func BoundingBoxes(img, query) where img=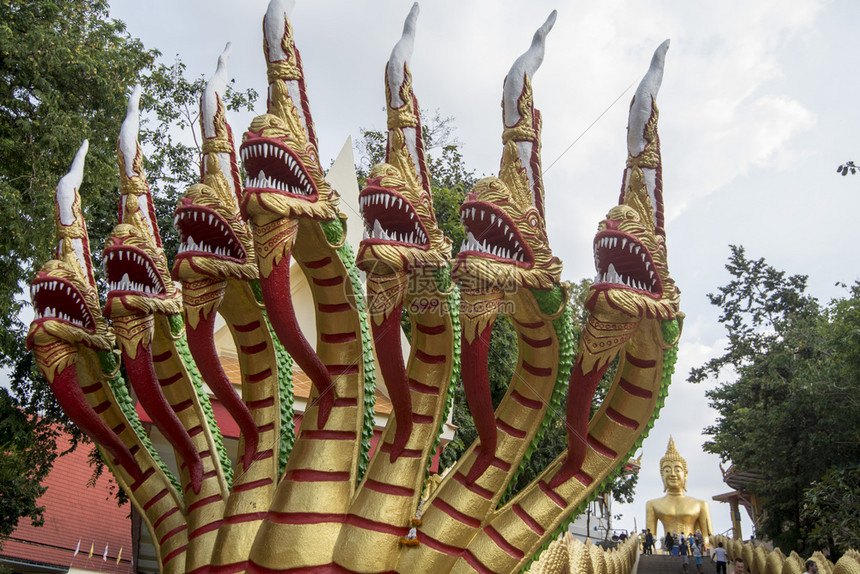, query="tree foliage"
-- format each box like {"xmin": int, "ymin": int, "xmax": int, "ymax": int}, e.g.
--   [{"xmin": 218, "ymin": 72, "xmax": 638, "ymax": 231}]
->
[
  {"xmin": 836, "ymin": 161, "xmax": 857, "ymax": 176},
  {"xmin": 0, "ymin": 0, "xmax": 256, "ymax": 536},
  {"xmin": 801, "ymin": 463, "xmax": 860, "ymax": 555},
  {"xmin": 1, "ymin": 0, "xmax": 155, "ymax": 411},
  {"xmin": 690, "ymin": 245, "xmax": 860, "ymax": 557},
  {"xmin": 0, "ymin": 388, "xmax": 57, "ymax": 545},
  {"xmin": 1, "ymin": 0, "xmax": 257, "ymax": 414}
]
